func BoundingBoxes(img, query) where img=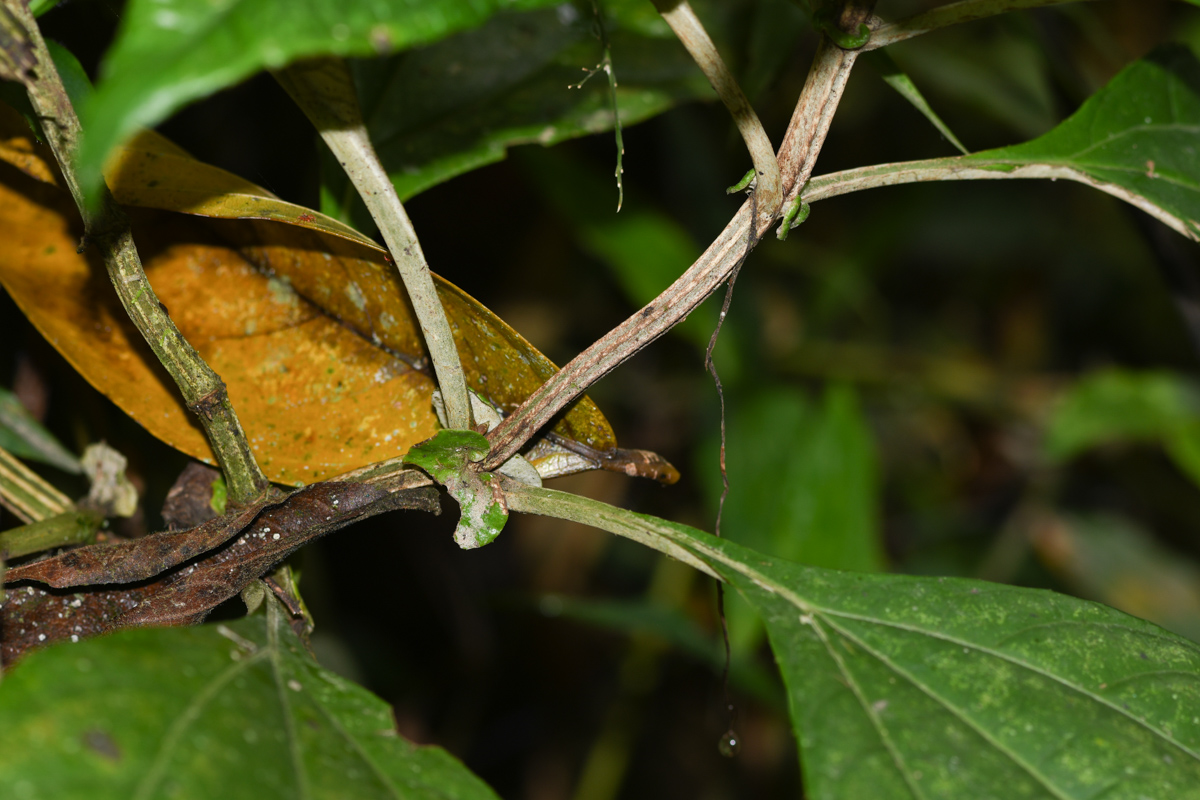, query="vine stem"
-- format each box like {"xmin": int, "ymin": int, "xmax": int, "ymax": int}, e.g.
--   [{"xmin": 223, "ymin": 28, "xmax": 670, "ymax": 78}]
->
[
  {"xmin": 274, "ymin": 58, "xmax": 473, "ymax": 432},
  {"xmin": 483, "ymin": 25, "xmax": 864, "ymax": 471},
  {"xmin": 652, "ymin": 0, "xmax": 781, "ymax": 227},
  {"xmin": 1, "ymin": 0, "xmax": 270, "ymax": 506}
]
